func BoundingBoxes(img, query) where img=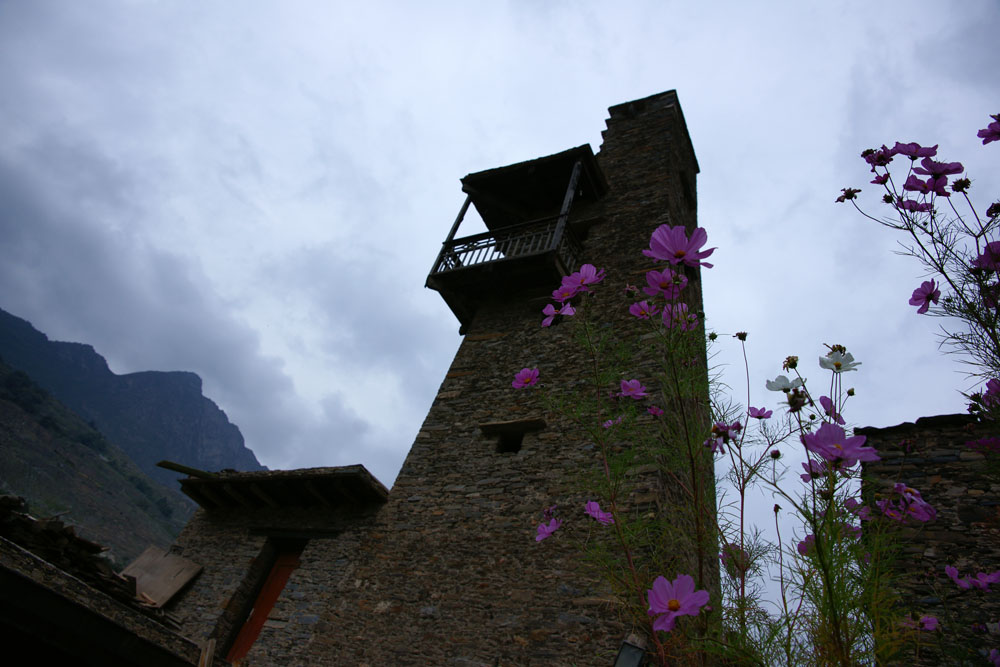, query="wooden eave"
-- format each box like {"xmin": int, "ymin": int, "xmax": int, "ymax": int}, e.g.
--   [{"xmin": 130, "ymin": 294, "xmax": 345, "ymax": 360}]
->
[
  {"xmin": 179, "ymin": 465, "xmax": 388, "ymax": 512},
  {"xmin": 460, "ymin": 145, "xmax": 607, "ymax": 232}
]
